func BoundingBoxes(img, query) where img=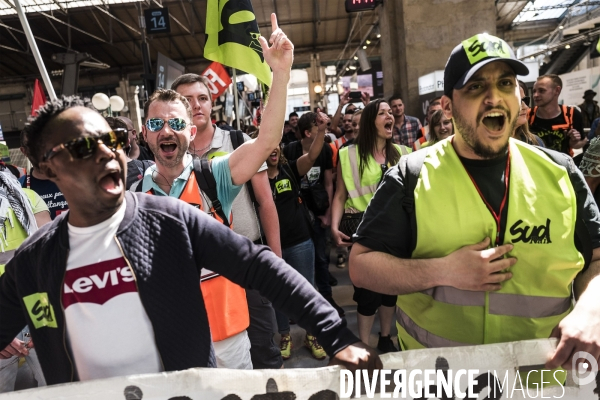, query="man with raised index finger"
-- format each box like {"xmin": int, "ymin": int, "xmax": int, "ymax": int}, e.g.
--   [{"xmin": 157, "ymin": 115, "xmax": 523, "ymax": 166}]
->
[
  {"xmin": 350, "ymin": 33, "xmax": 600, "ymax": 373},
  {"xmin": 0, "ymin": 13, "xmax": 381, "ymax": 385}
]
